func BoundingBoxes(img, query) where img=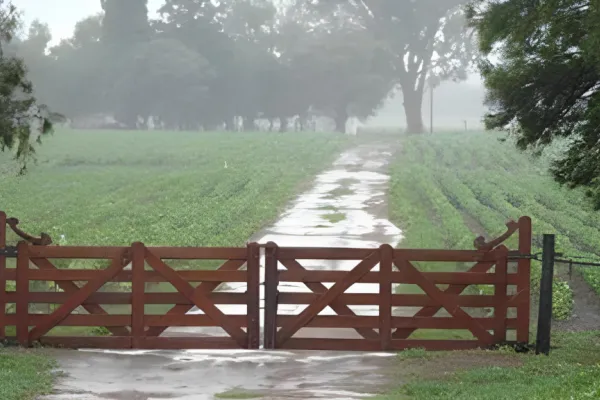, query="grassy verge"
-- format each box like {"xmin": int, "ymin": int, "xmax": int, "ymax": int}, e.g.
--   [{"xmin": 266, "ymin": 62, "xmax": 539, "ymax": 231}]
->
[
  {"xmin": 375, "ymin": 331, "xmax": 600, "ymax": 399},
  {"xmin": 0, "ymin": 348, "xmax": 56, "ymax": 400},
  {"xmin": 389, "ymin": 132, "xmax": 600, "ymax": 319}
]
